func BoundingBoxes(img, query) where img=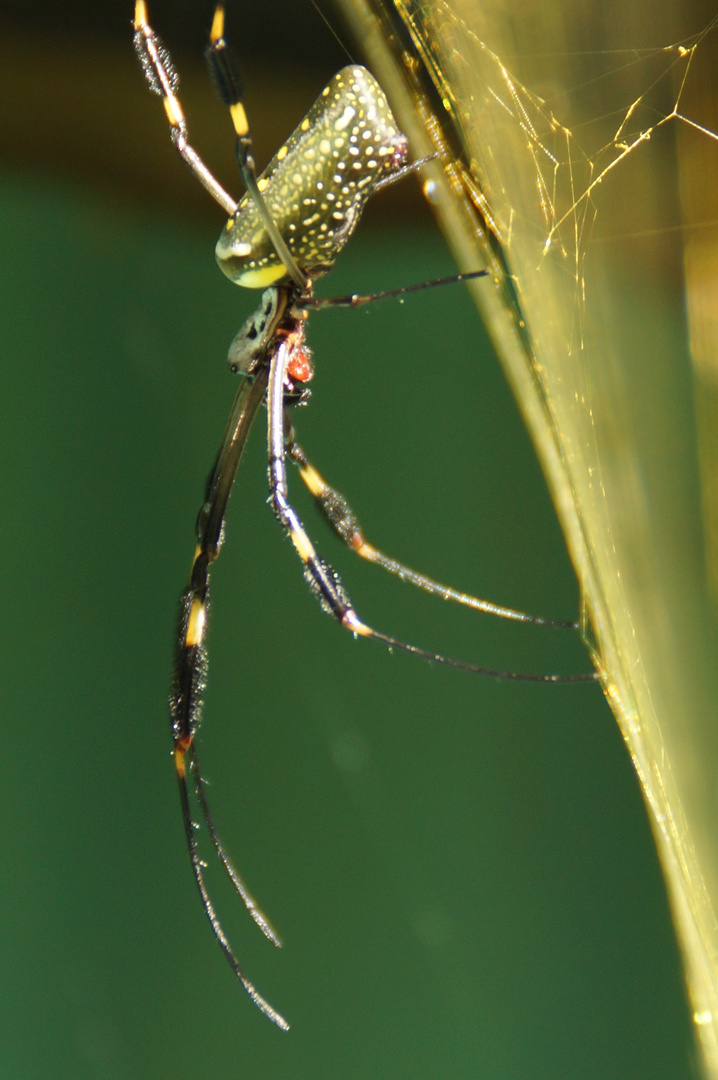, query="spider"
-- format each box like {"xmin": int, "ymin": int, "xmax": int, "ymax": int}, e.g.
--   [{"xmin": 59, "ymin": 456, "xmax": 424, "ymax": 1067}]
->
[{"xmin": 133, "ymin": 1, "xmax": 596, "ymax": 1031}]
